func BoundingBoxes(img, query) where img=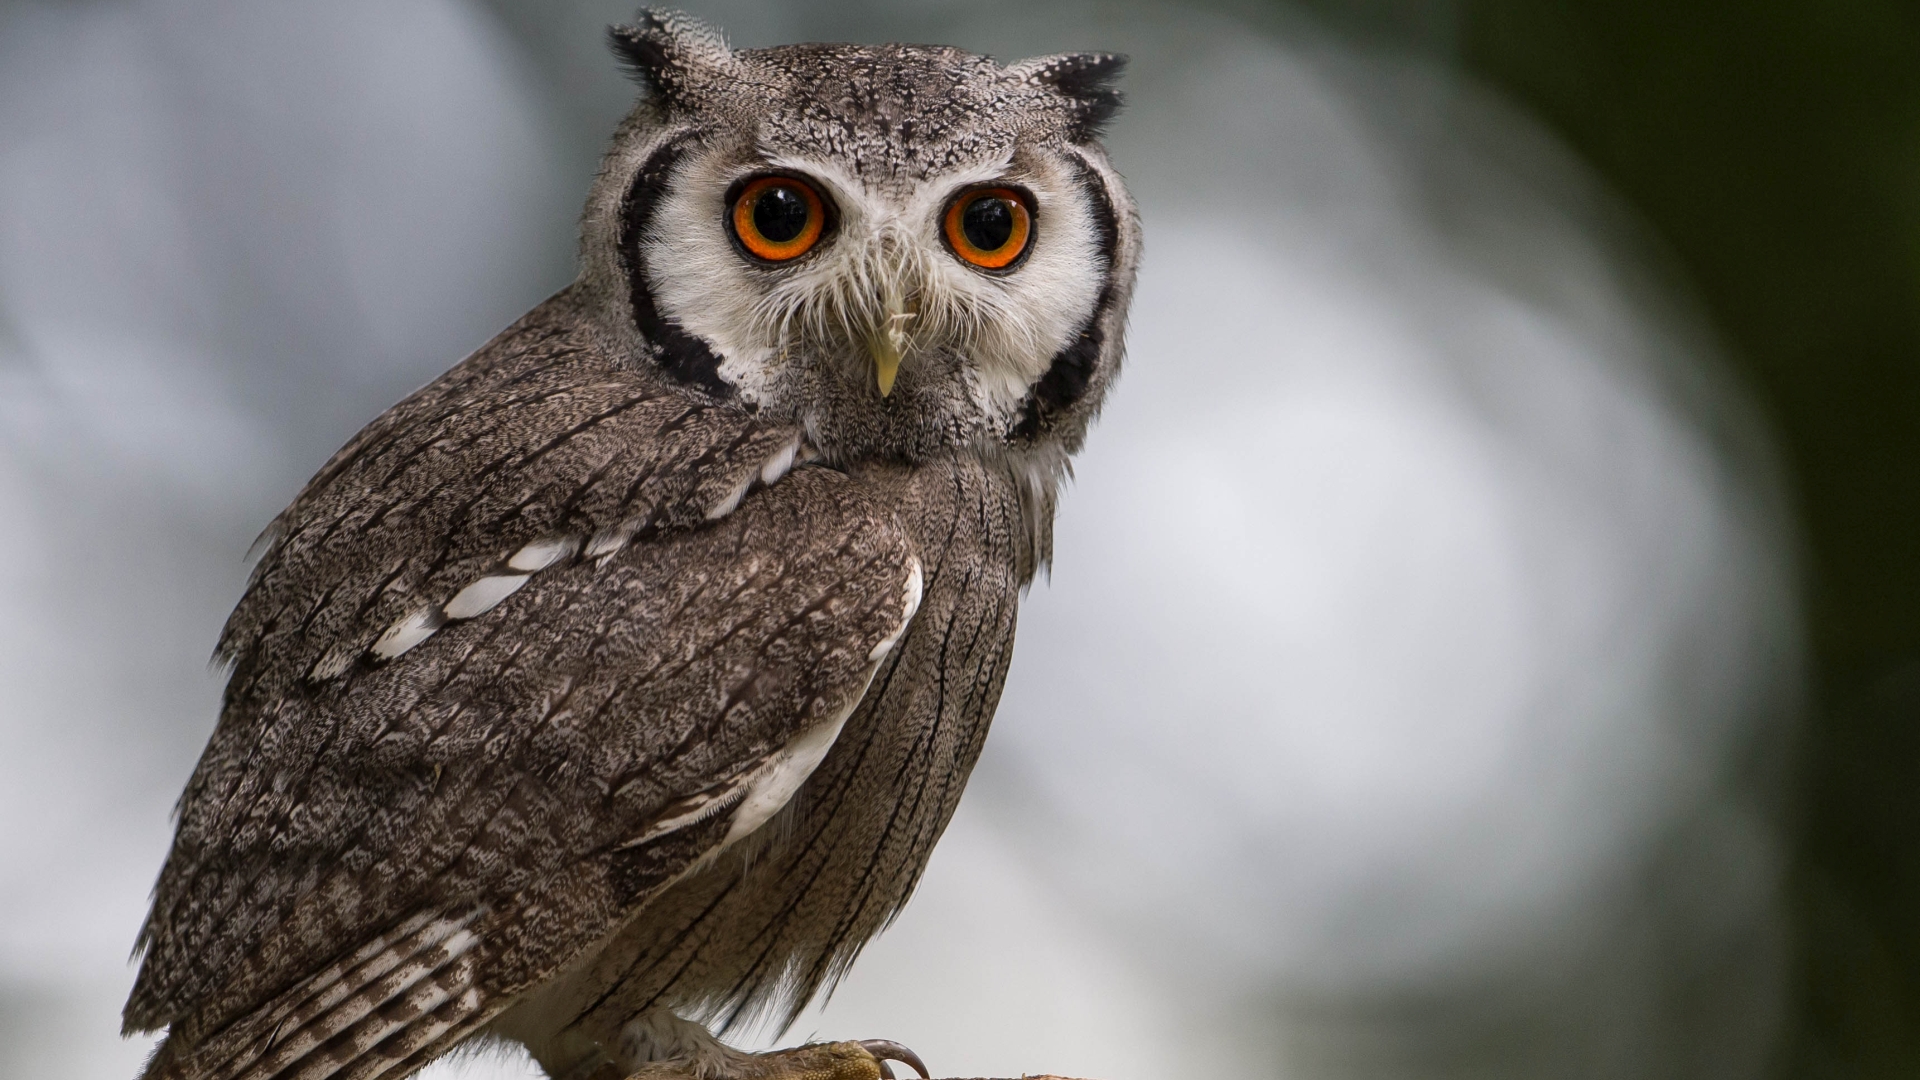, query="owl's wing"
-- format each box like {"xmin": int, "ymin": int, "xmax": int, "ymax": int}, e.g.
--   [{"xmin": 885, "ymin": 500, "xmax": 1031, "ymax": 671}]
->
[{"xmin": 125, "ymin": 296, "xmax": 923, "ymax": 1080}]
